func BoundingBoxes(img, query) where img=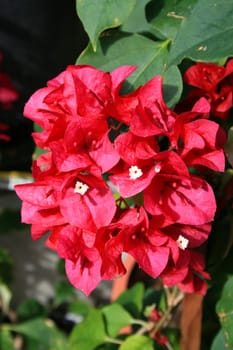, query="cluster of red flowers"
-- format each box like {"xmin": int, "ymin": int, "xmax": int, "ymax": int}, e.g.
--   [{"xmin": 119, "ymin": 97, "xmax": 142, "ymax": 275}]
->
[
  {"xmin": 178, "ymin": 59, "xmax": 233, "ymax": 120},
  {"xmin": 15, "ymin": 64, "xmax": 226, "ymax": 295},
  {"xmin": 0, "ymin": 52, "xmax": 19, "ymax": 141}
]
